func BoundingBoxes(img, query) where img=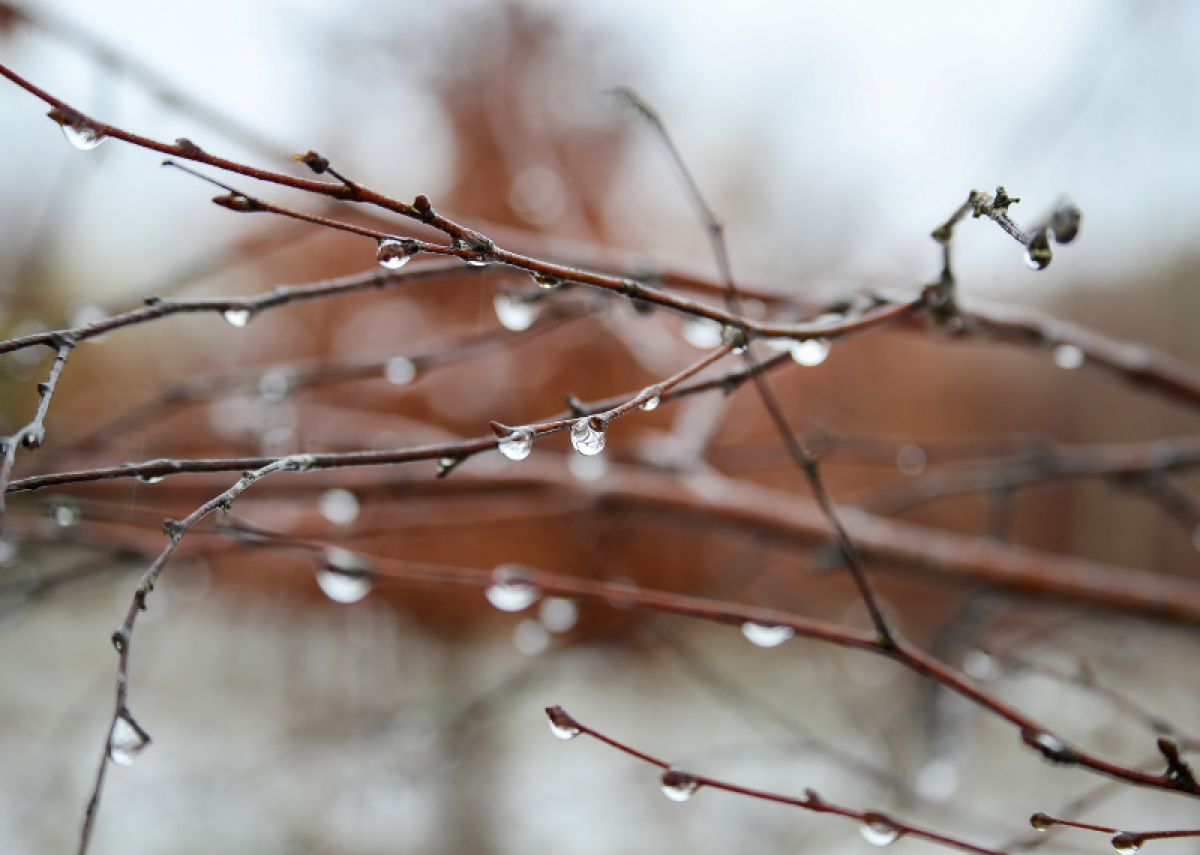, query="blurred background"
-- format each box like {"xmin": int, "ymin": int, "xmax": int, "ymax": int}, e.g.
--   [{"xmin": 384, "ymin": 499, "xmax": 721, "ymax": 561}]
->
[{"xmin": 2, "ymin": 1, "xmax": 1200, "ymax": 853}]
